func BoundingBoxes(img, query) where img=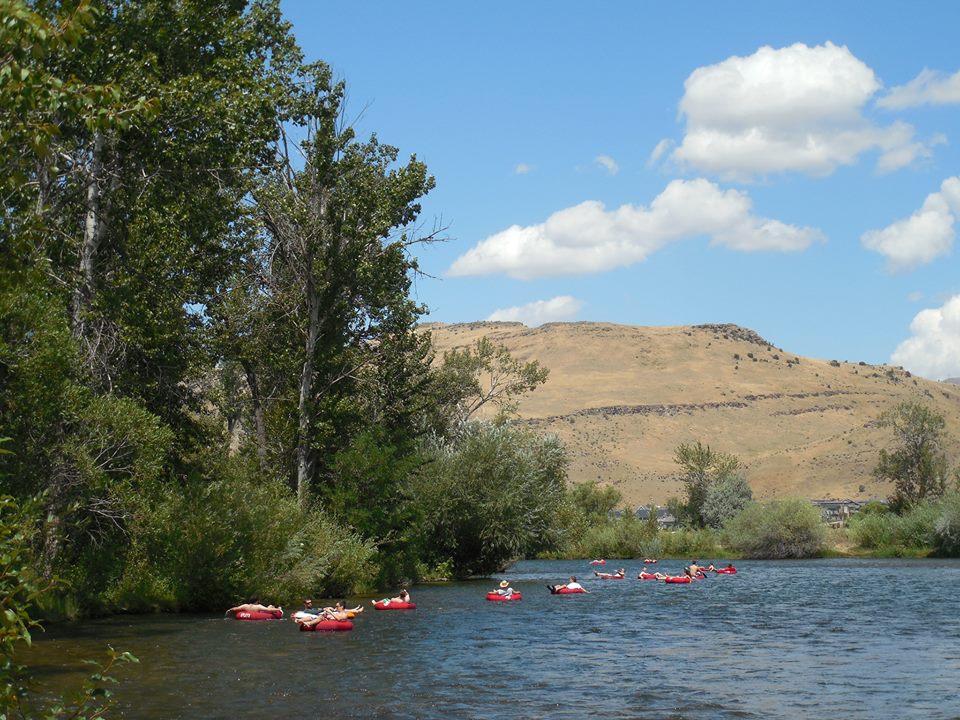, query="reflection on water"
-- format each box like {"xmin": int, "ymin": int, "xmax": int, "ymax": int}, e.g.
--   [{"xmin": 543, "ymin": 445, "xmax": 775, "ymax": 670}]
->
[{"xmin": 19, "ymin": 559, "xmax": 960, "ymax": 719}]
